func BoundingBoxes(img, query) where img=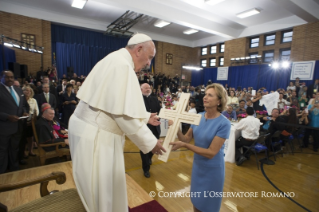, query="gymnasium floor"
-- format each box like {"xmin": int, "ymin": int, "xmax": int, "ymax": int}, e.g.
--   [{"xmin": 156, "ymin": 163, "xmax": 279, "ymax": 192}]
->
[
  {"xmin": 124, "ymin": 138, "xmax": 319, "ymax": 212},
  {"xmin": 1, "ymin": 137, "xmax": 318, "ymax": 212}
]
